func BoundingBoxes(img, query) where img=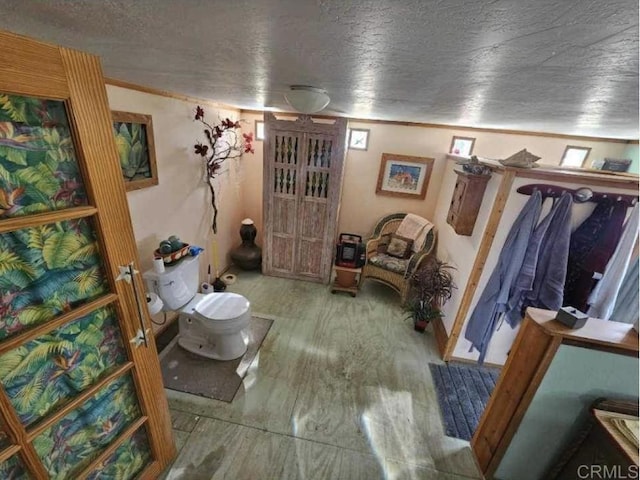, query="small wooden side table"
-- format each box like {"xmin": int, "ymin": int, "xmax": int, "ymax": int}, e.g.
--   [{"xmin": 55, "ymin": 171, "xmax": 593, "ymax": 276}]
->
[{"xmin": 331, "ymin": 265, "xmax": 362, "ymax": 297}]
